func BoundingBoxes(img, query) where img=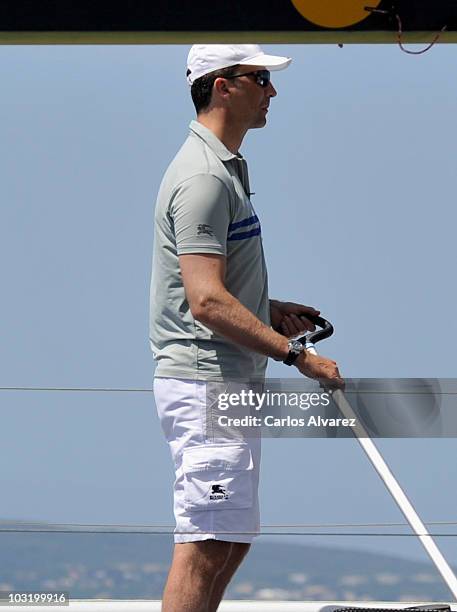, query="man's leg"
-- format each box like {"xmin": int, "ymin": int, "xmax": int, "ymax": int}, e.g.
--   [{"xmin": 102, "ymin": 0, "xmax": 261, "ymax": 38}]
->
[
  {"xmin": 162, "ymin": 540, "xmax": 250, "ymax": 612},
  {"xmin": 207, "ymin": 542, "xmax": 251, "ymax": 611},
  {"xmin": 154, "ymin": 378, "xmax": 260, "ymax": 611}
]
